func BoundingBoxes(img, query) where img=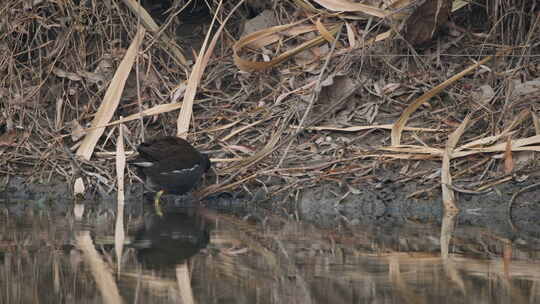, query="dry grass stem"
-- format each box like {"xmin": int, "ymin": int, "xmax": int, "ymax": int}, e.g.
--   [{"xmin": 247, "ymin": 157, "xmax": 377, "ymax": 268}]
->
[
  {"xmin": 0, "ymin": 0, "xmax": 537, "ymax": 205},
  {"xmin": 121, "ymin": 0, "xmax": 188, "ymax": 65},
  {"xmin": 76, "ymin": 28, "xmax": 145, "ymax": 160},
  {"xmin": 115, "ymin": 125, "xmax": 126, "ymax": 274}
]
